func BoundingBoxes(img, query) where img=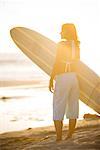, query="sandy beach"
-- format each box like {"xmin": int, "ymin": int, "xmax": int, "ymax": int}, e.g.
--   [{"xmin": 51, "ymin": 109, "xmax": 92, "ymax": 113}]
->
[
  {"xmin": 0, "ymin": 53, "xmax": 100, "ymax": 149},
  {"xmin": 0, "ymin": 119, "xmax": 100, "ymax": 150}
]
